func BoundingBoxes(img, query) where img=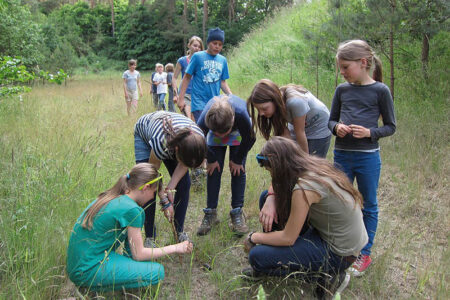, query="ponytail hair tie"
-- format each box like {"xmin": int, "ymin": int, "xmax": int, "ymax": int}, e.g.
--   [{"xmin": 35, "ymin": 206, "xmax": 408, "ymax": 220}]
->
[{"xmin": 126, "ymin": 173, "xmax": 130, "ymax": 180}]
